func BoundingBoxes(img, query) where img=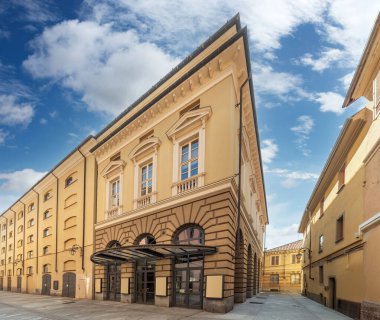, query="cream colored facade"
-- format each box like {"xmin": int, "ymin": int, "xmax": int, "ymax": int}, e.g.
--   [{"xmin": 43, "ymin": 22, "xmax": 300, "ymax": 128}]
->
[
  {"xmin": 299, "ymin": 13, "xmax": 380, "ymax": 320},
  {"xmin": 0, "ymin": 139, "xmax": 97, "ymax": 298},
  {"xmin": 262, "ymin": 240, "xmax": 302, "ymax": 293},
  {"xmin": 0, "ymin": 15, "xmax": 268, "ymax": 313}
]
